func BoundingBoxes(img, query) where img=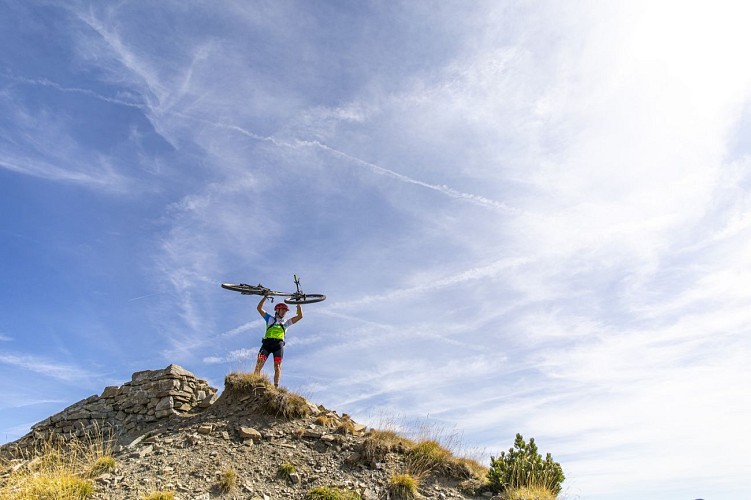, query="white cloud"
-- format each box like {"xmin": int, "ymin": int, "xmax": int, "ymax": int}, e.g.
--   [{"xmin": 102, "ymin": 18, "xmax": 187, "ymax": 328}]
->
[
  {"xmin": 329, "ymin": 256, "xmax": 531, "ymax": 309},
  {"xmin": 0, "ymin": 354, "xmax": 94, "ymax": 383},
  {"xmin": 10, "ymin": 76, "xmax": 146, "ymax": 110},
  {"xmin": 0, "ymin": 79, "xmax": 148, "ymax": 193},
  {"xmin": 0, "ymin": 397, "xmax": 67, "ymax": 411},
  {"xmin": 297, "ymin": 140, "xmax": 520, "ymax": 213},
  {"xmin": 203, "ymin": 348, "xmax": 255, "ymax": 365},
  {"xmin": 0, "ymin": 156, "xmax": 127, "ymax": 191}
]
